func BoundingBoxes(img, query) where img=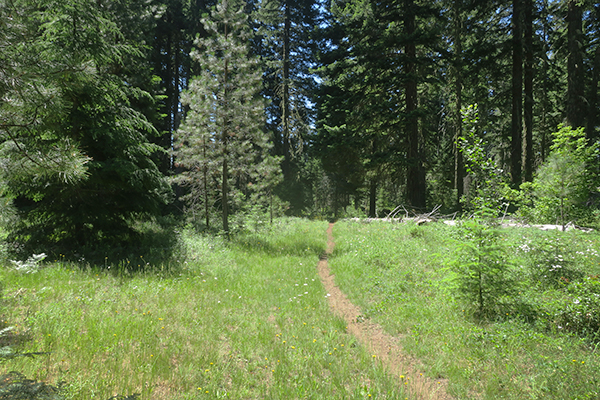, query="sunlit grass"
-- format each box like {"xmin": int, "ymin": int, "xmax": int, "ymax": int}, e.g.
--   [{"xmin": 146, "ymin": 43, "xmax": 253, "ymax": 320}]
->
[
  {"xmin": 4, "ymin": 217, "xmax": 599, "ymax": 399},
  {"xmin": 1, "ymin": 218, "xmax": 403, "ymax": 399},
  {"xmin": 328, "ymin": 219, "xmax": 600, "ymax": 399}
]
